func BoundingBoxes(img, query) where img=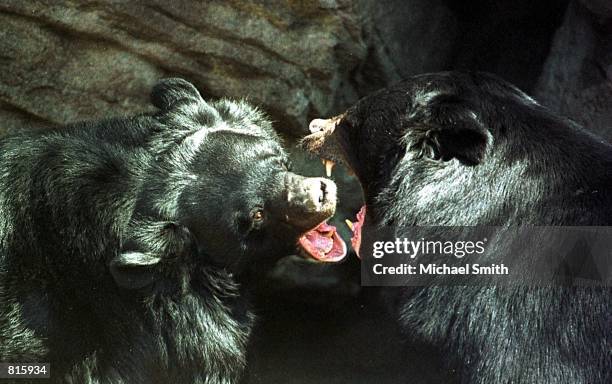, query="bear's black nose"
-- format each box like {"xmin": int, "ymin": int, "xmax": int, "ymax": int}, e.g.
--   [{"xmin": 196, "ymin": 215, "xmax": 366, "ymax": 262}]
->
[{"xmin": 319, "ymin": 180, "xmax": 328, "ymax": 203}]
